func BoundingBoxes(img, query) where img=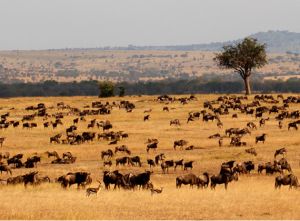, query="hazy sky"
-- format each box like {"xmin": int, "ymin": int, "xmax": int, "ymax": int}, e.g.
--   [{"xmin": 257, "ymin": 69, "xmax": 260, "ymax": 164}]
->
[{"xmin": 0, "ymin": 0, "xmax": 299, "ymax": 50}]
